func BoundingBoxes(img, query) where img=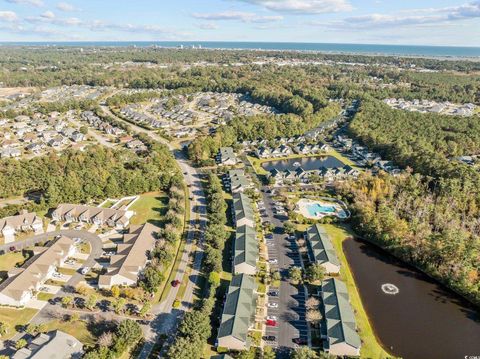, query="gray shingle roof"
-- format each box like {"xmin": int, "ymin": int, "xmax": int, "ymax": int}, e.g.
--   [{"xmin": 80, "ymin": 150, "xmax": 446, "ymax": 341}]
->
[
  {"xmin": 305, "ymin": 224, "xmax": 340, "ymax": 267},
  {"xmin": 322, "ymin": 278, "xmax": 361, "ymax": 350}
]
